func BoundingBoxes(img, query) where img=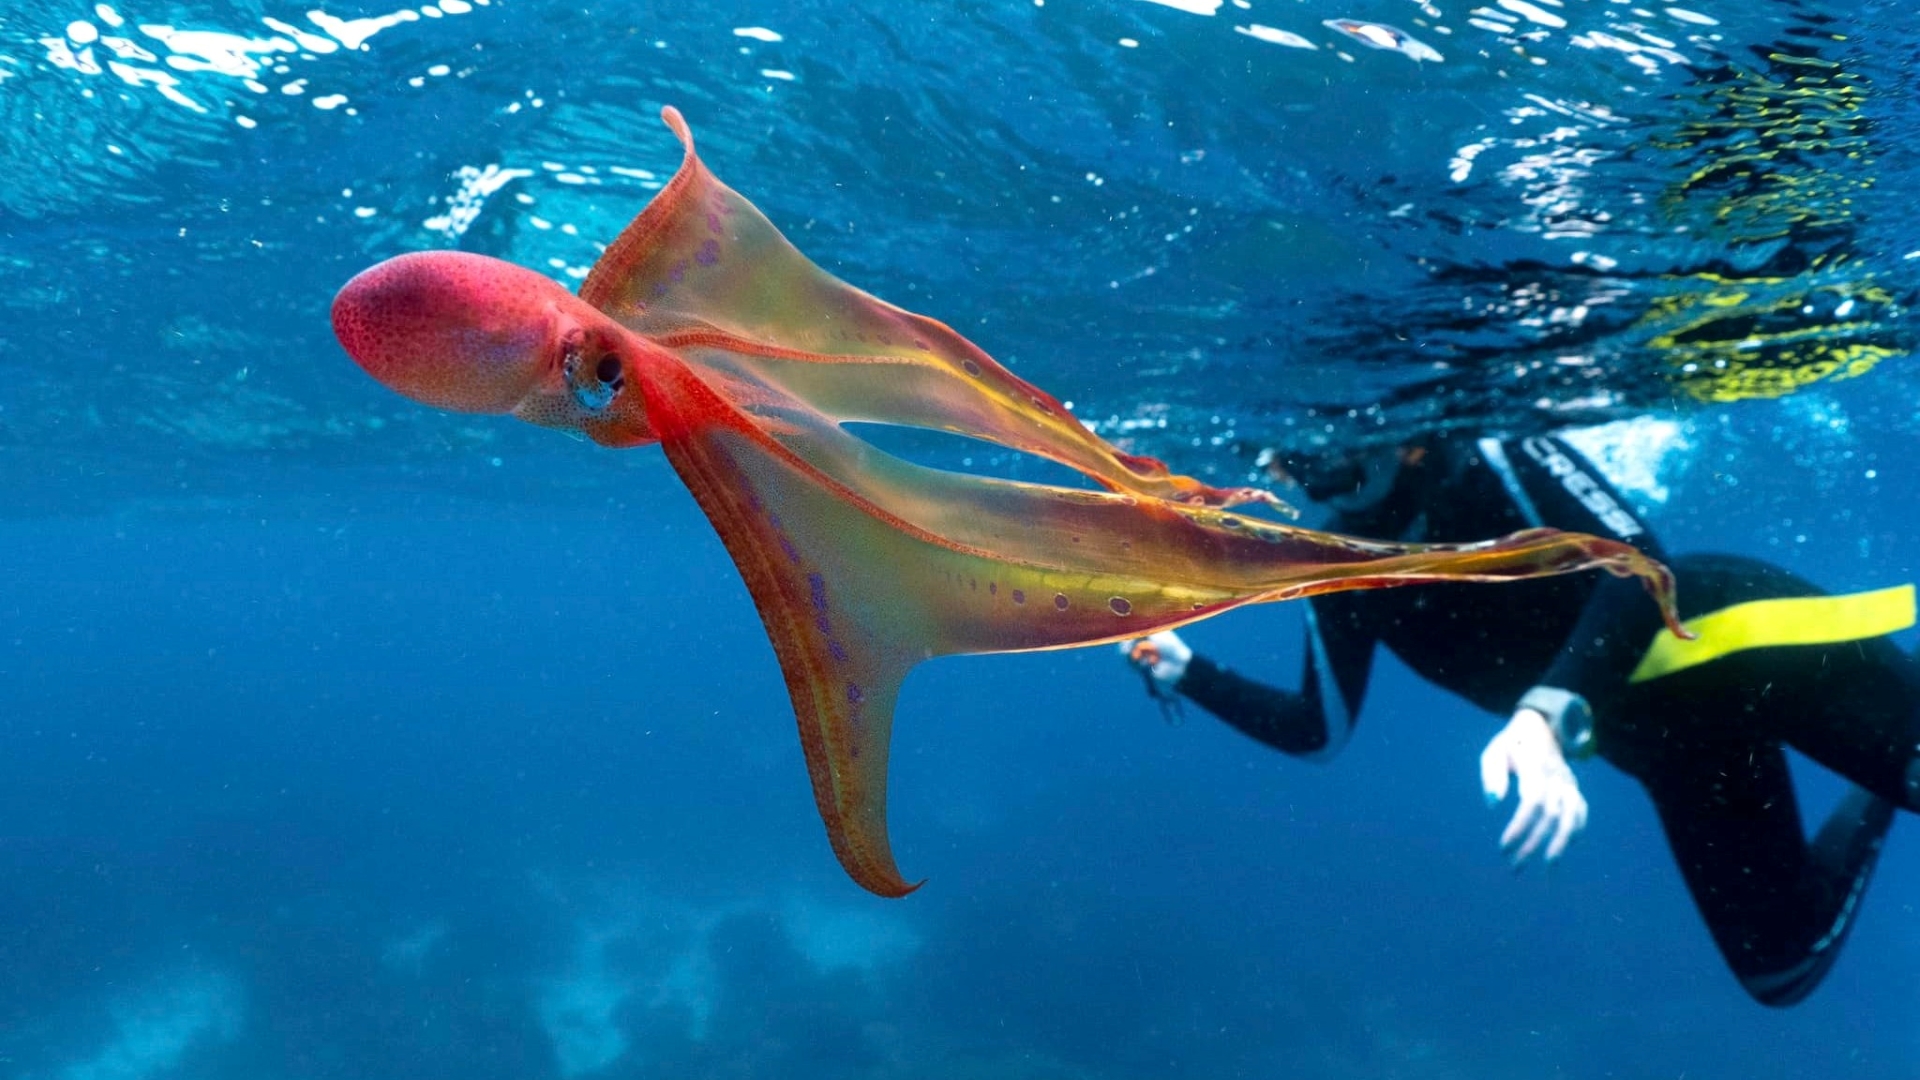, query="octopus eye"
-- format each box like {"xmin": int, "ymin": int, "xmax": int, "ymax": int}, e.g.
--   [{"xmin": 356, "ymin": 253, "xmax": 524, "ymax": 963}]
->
[{"xmin": 564, "ymin": 347, "xmax": 624, "ymax": 410}]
